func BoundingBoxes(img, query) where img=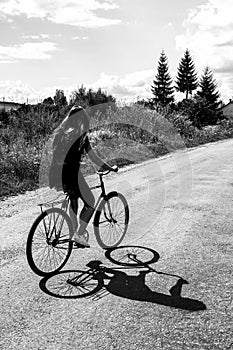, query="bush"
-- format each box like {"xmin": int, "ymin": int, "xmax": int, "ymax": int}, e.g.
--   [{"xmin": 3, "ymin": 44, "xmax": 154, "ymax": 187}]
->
[
  {"xmin": 0, "ymin": 141, "xmax": 40, "ymax": 197},
  {"xmin": 165, "ymin": 112, "xmax": 196, "ymax": 138},
  {"xmin": 175, "ymin": 97, "xmax": 224, "ymax": 128},
  {"xmin": 1, "ymin": 102, "xmax": 233, "ymax": 199}
]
